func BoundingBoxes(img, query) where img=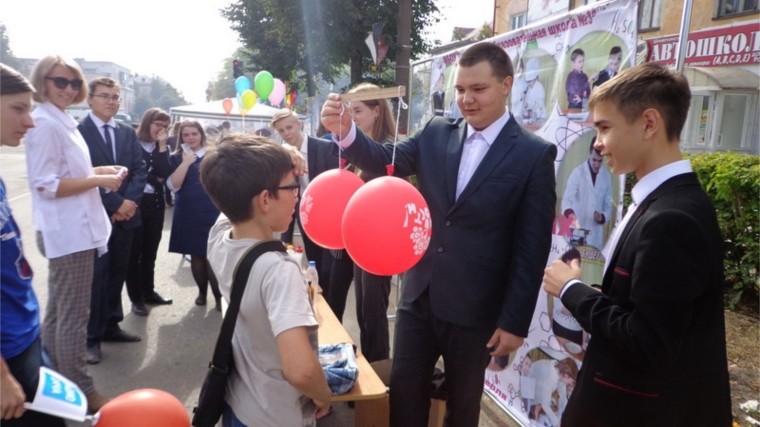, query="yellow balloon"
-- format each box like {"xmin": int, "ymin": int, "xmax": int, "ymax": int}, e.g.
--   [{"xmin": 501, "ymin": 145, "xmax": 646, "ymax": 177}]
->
[
  {"xmin": 241, "ymin": 89, "xmax": 257, "ymax": 109},
  {"xmin": 238, "ymin": 106, "xmax": 248, "ymax": 116}
]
